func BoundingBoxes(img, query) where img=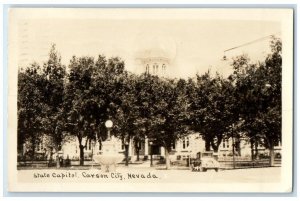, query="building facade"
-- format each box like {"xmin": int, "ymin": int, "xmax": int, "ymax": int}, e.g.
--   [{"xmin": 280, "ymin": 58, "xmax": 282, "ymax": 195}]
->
[{"xmin": 135, "ymin": 47, "xmax": 171, "ymax": 77}]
